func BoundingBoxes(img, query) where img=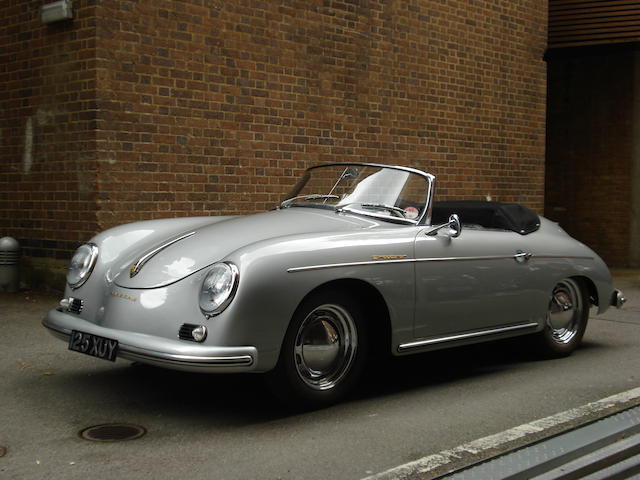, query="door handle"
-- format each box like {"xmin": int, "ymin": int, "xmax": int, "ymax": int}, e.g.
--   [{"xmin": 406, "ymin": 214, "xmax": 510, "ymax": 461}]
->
[{"xmin": 514, "ymin": 251, "xmax": 532, "ymax": 263}]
